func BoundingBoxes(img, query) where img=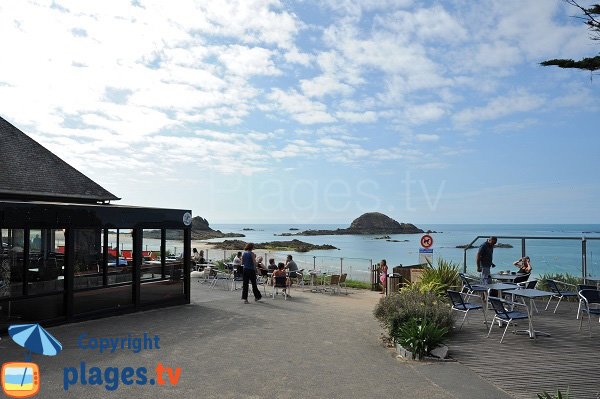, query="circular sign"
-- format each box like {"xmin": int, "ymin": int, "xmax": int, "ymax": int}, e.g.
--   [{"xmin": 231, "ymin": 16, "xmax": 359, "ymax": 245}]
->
[
  {"xmin": 183, "ymin": 212, "xmax": 192, "ymax": 226},
  {"xmin": 420, "ymin": 234, "xmax": 433, "ymax": 248}
]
